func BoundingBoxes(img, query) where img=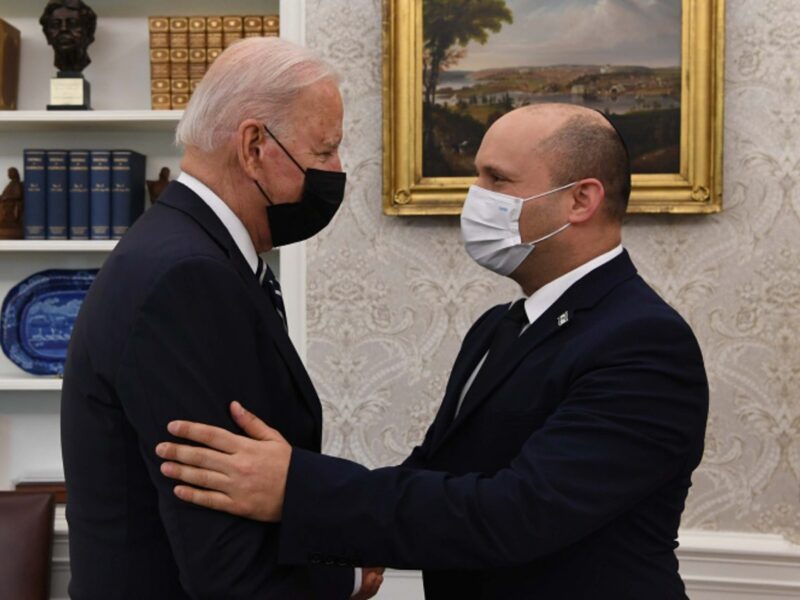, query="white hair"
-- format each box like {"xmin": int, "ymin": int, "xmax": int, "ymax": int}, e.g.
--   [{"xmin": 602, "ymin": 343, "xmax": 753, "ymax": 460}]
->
[{"xmin": 175, "ymin": 37, "xmax": 339, "ymax": 152}]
